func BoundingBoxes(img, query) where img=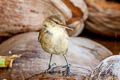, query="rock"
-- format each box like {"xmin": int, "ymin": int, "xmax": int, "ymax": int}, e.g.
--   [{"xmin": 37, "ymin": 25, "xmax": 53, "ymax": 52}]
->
[
  {"xmin": 0, "ymin": 32, "xmax": 112, "ymax": 79},
  {"xmin": 89, "ymin": 55, "xmax": 120, "ymax": 80}
]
